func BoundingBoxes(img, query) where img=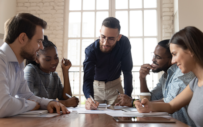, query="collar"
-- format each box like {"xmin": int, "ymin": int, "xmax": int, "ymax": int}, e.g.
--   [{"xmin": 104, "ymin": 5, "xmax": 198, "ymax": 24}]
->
[
  {"xmin": 0, "ymin": 42, "xmax": 24, "ymax": 69},
  {"xmin": 167, "ymin": 64, "xmax": 184, "ymax": 78}
]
